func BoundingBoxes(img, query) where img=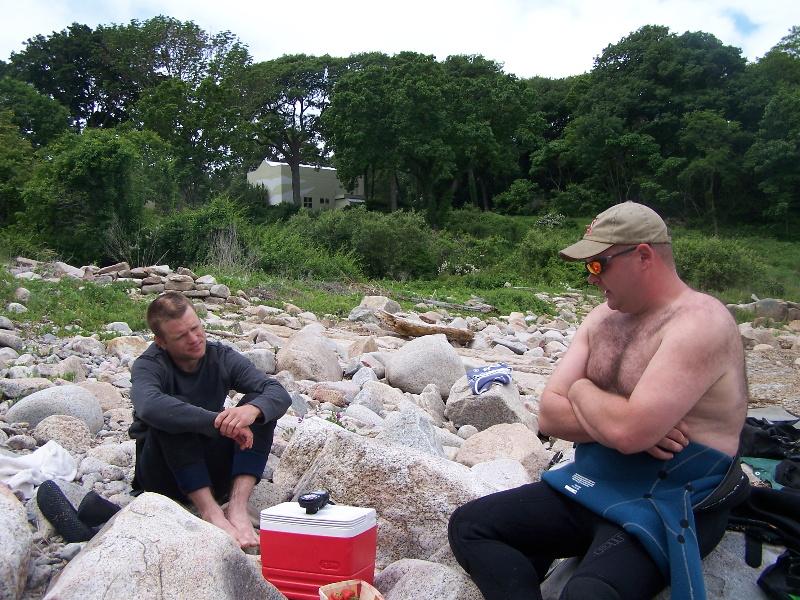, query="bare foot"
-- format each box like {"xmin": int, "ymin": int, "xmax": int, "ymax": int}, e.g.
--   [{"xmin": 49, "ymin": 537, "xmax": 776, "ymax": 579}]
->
[
  {"xmin": 226, "ymin": 507, "xmax": 260, "ymax": 549},
  {"xmin": 202, "ymin": 510, "xmax": 245, "ymax": 545}
]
